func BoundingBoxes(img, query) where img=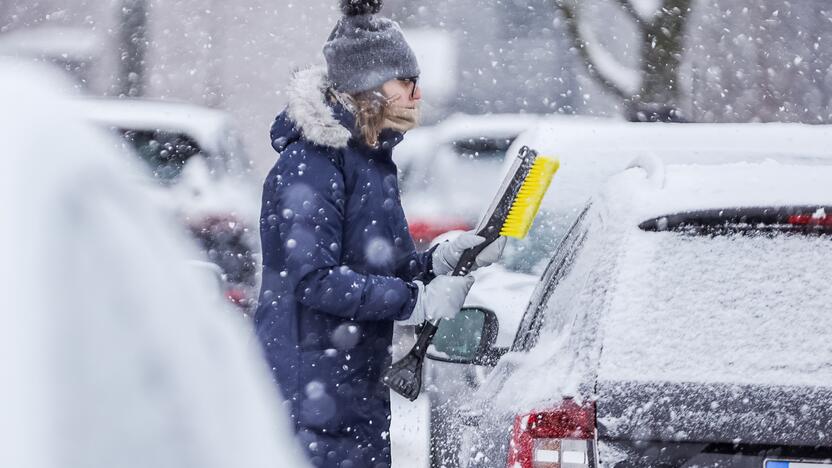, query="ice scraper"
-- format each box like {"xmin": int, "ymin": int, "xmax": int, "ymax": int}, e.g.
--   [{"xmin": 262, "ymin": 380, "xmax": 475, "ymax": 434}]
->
[{"xmin": 383, "ymin": 146, "xmax": 559, "ymax": 401}]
